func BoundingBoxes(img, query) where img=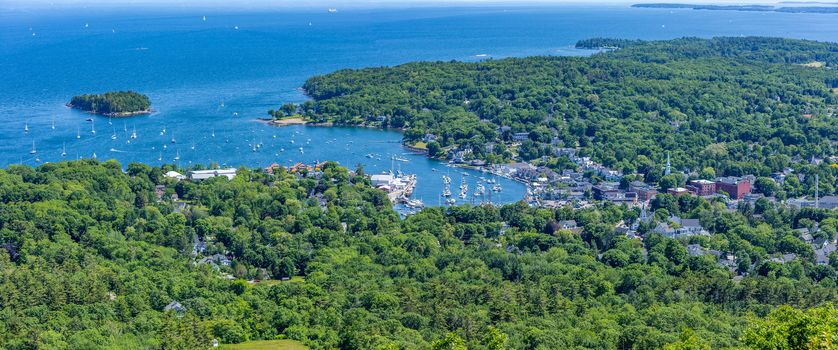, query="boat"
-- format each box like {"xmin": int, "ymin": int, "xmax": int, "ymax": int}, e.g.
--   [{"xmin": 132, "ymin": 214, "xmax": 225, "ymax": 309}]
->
[
  {"xmin": 24, "ymin": 123, "xmax": 29, "ymax": 133},
  {"xmin": 211, "ymin": 129, "xmax": 216, "ymax": 138},
  {"xmin": 202, "ymin": 15, "xmax": 206, "ymax": 21},
  {"xmin": 30, "ymin": 140, "xmax": 36, "ymax": 154},
  {"xmin": 160, "ymin": 126, "xmax": 166, "ymax": 136},
  {"xmin": 61, "ymin": 143, "xmax": 66, "ymax": 157},
  {"xmin": 391, "ymin": 155, "xmax": 408, "ymax": 162},
  {"xmin": 111, "ymin": 128, "xmax": 117, "ymax": 140},
  {"xmin": 131, "ymin": 127, "xmax": 137, "ymax": 139},
  {"xmin": 92, "ymin": 152, "xmax": 97, "ymax": 159},
  {"xmin": 190, "ymin": 142, "xmax": 195, "ymax": 150},
  {"xmin": 158, "ymin": 152, "xmax": 162, "ymax": 161},
  {"xmin": 174, "ymin": 150, "xmax": 180, "ymax": 161},
  {"xmin": 445, "ymin": 198, "xmax": 456, "ymax": 205},
  {"xmin": 77, "ymin": 127, "xmax": 81, "ymax": 139},
  {"xmin": 91, "ymin": 120, "xmax": 96, "ymax": 134},
  {"xmin": 108, "ymin": 117, "xmax": 112, "ymax": 125},
  {"xmin": 299, "ymin": 147, "xmax": 304, "ymax": 154},
  {"xmin": 51, "ymin": 118, "xmax": 55, "ymax": 130},
  {"xmin": 404, "ymin": 198, "xmax": 424, "ymax": 209},
  {"xmin": 171, "ymin": 134, "xmax": 176, "ymax": 143},
  {"xmin": 493, "ymin": 184, "xmax": 502, "ymax": 192},
  {"xmin": 328, "ymin": 8, "xmax": 338, "ymax": 13}
]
